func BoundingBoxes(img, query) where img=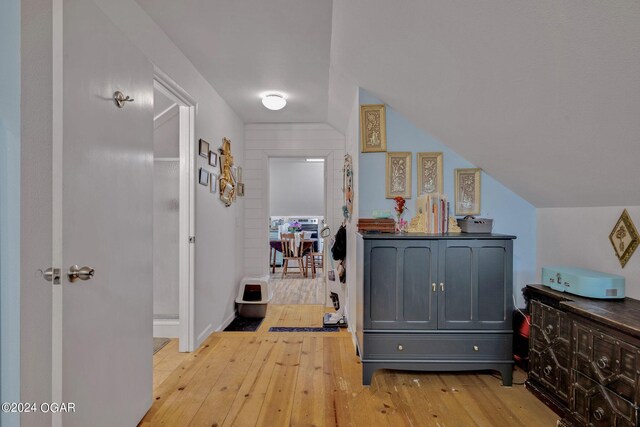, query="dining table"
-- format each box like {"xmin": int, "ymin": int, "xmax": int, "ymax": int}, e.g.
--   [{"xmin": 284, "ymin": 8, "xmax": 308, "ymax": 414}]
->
[{"xmin": 270, "ymin": 237, "xmax": 317, "ymax": 275}]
